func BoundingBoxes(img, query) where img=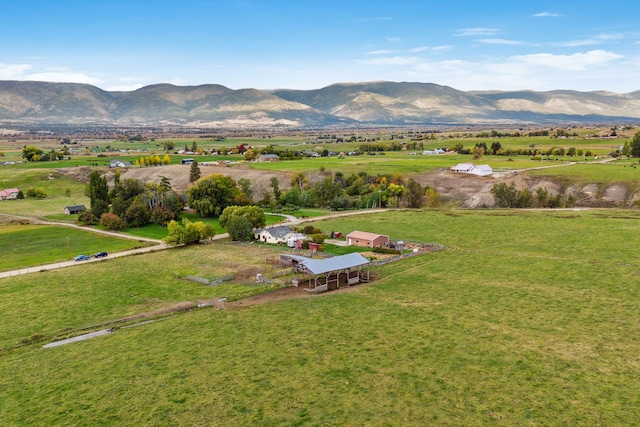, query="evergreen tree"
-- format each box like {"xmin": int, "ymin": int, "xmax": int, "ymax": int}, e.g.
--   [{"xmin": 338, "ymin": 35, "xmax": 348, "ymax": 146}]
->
[
  {"xmin": 270, "ymin": 177, "xmax": 281, "ymax": 201},
  {"xmin": 189, "ymin": 160, "xmax": 201, "ymax": 183},
  {"xmin": 631, "ymin": 131, "xmax": 640, "ymax": 157}
]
